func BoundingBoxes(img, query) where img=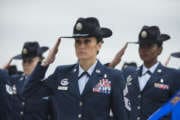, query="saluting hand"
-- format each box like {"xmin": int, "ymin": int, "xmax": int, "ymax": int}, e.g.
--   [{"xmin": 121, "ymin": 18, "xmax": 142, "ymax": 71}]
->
[
  {"xmin": 108, "ymin": 42, "xmax": 128, "ymax": 68},
  {"xmin": 2, "ymin": 57, "xmax": 13, "ymax": 69},
  {"xmin": 41, "ymin": 37, "xmax": 61, "ymax": 66}
]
